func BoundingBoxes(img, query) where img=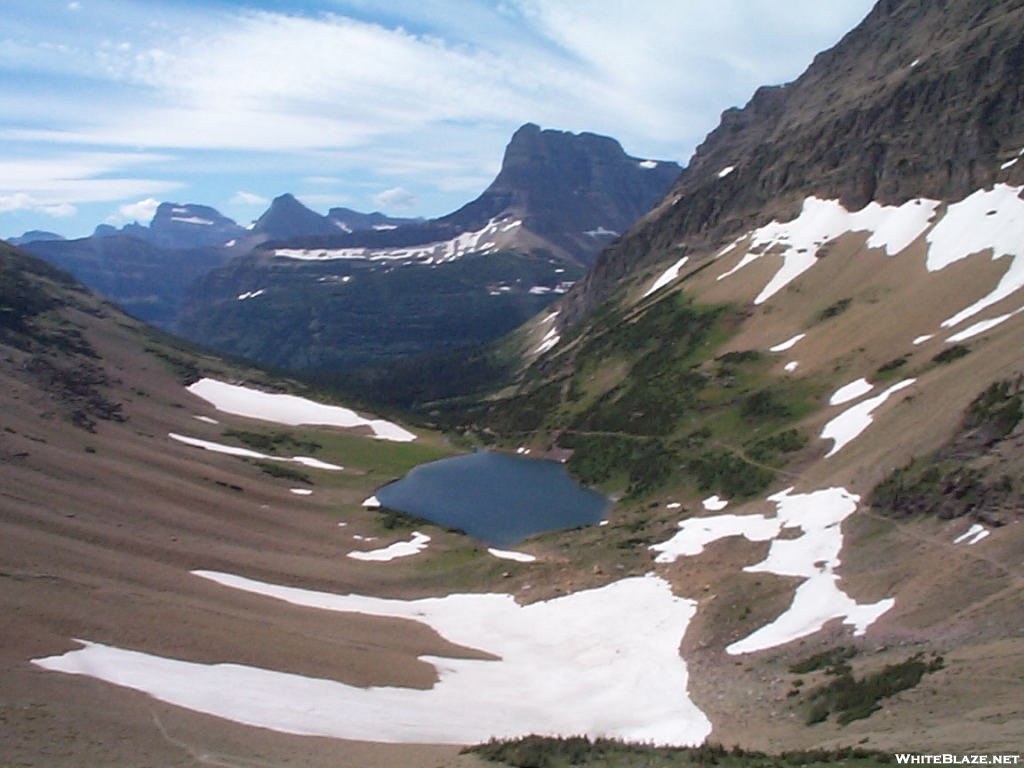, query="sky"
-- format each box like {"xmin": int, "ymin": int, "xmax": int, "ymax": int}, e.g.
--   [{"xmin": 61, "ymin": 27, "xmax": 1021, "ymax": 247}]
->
[{"xmin": 1, "ymin": 0, "xmax": 877, "ymax": 240}]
